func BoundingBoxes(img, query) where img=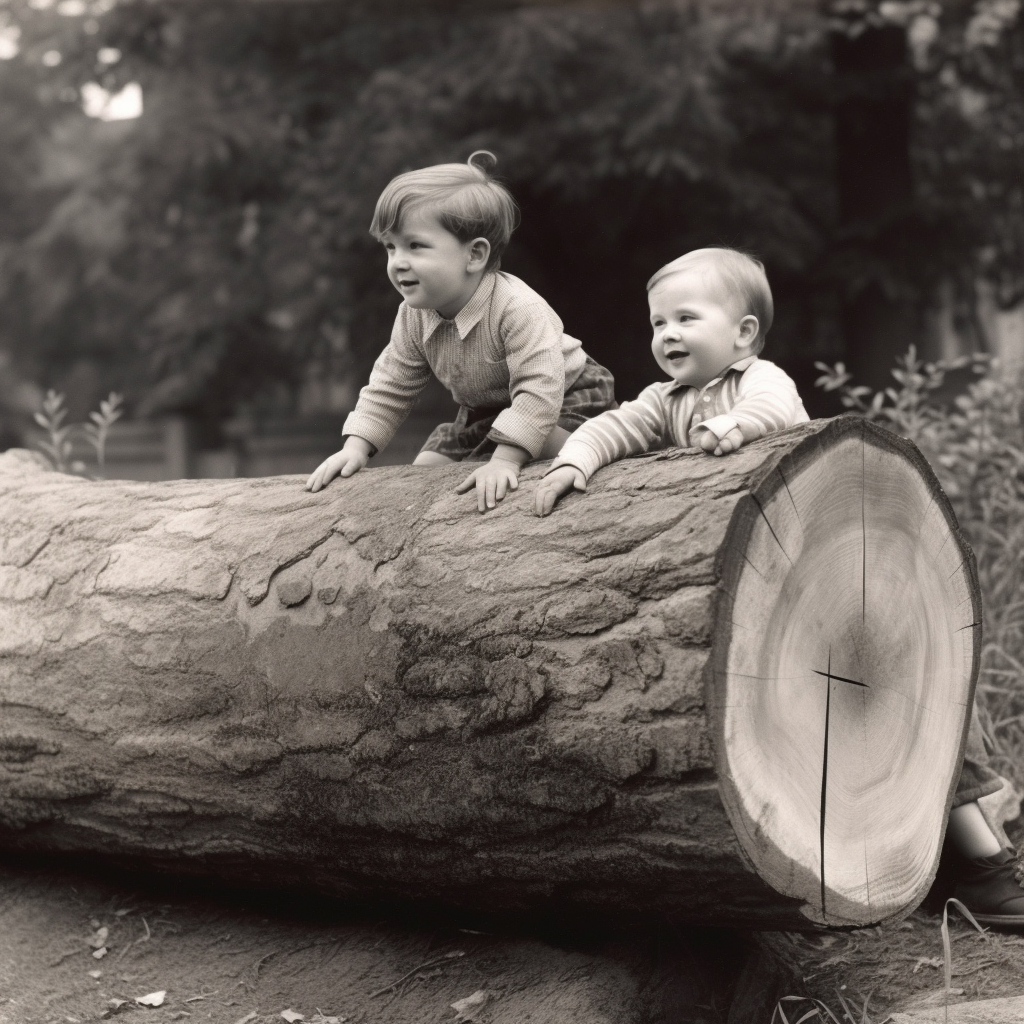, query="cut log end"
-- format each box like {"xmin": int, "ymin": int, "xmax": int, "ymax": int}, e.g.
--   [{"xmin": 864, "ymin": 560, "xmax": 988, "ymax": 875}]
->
[{"xmin": 712, "ymin": 421, "xmax": 980, "ymax": 927}]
